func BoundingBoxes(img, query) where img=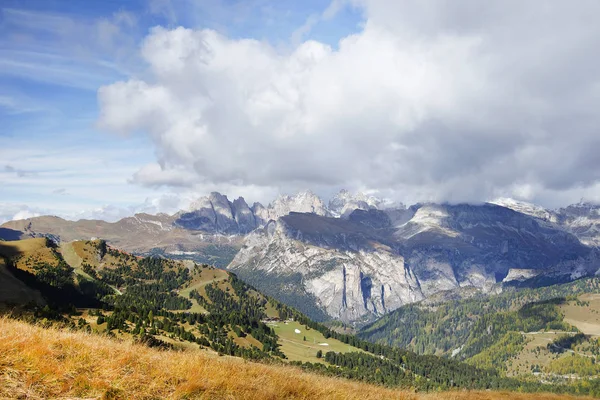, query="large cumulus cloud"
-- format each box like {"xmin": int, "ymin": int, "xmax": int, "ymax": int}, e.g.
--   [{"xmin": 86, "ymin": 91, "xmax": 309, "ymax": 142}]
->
[{"xmin": 97, "ymin": 0, "xmax": 600, "ymax": 207}]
